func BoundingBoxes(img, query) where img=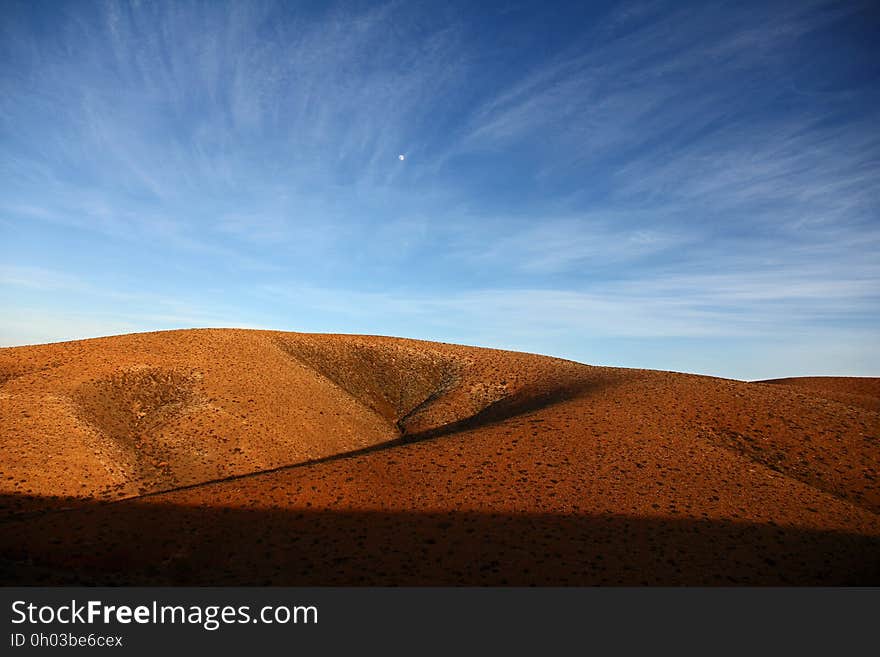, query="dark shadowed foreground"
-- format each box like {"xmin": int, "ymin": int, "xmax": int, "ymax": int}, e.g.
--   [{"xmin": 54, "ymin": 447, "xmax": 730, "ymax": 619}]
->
[{"xmin": 1, "ymin": 495, "xmax": 877, "ymax": 586}]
